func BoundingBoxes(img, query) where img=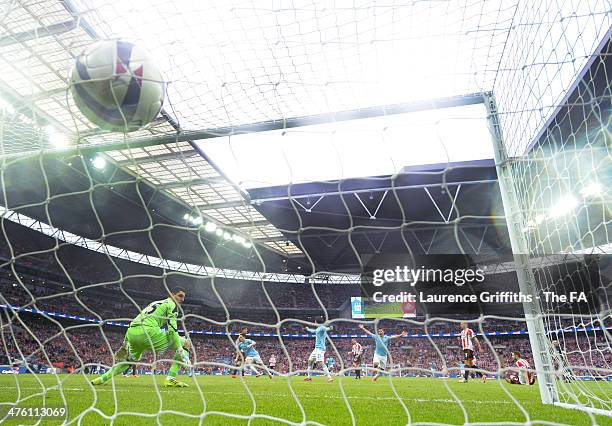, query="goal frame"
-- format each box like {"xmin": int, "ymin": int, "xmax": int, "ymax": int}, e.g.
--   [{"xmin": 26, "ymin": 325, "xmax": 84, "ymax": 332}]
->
[{"xmin": 484, "ymin": 92, "xmax": 611, "ymax": 418}]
